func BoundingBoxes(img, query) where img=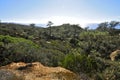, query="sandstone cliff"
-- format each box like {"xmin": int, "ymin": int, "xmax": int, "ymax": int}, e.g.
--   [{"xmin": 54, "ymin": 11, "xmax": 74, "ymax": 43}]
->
[{"xmin": 0, "ymin": 62, "xmax": 81, "ymax": 80}]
